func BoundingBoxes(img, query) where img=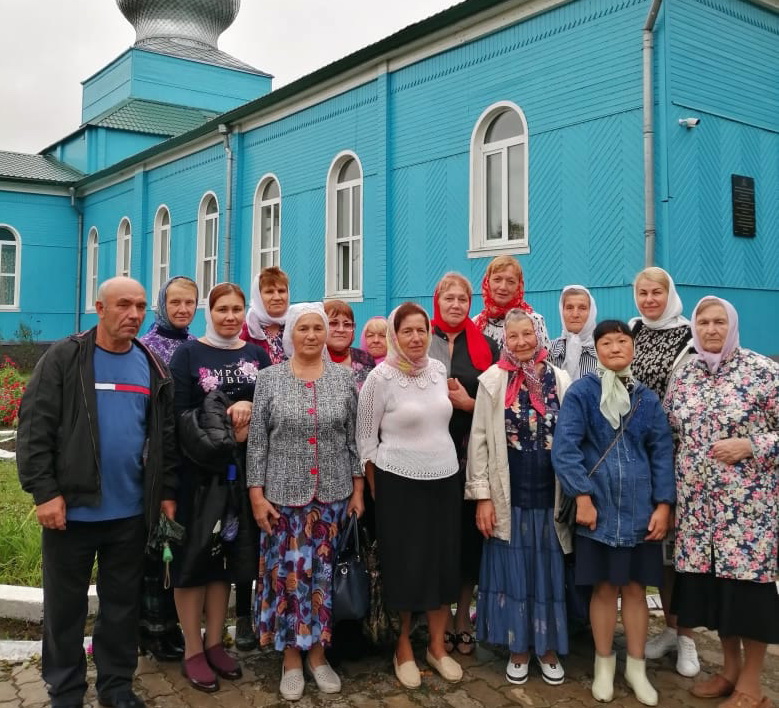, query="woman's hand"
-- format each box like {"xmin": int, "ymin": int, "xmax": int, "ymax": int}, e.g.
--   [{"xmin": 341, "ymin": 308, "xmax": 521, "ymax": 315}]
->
[
  {"xmin": 226, "ymin": 400, "xmax": 252, "ymax": 429},
  {"xmin": 364, "ymin": 461, "xmax": 376, "ymax": 500},
  {"xmin": 347, "ymin": 492, "xmax": 365, "ymax": 519},
  {"xmin": 575, "ymin": 495, "xmax": 597, "ymax": 531},
  {"xmin": 249, "ymin": 487, "xmax": 280, "ymax": 534},
  {"xmin": 476, "ymin": 499, "xmax": 497, "ymax": 539},
  {"xmin": 448, "ymin": 379, "xmax": 475, "ymax": 412},
  {"xmin": 646, "ymin": 503, "xmax": 671, "ymax": 541},
  {"xmin": 710, "ymin": 438, "xmax": 753, "ymax": 465}
]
